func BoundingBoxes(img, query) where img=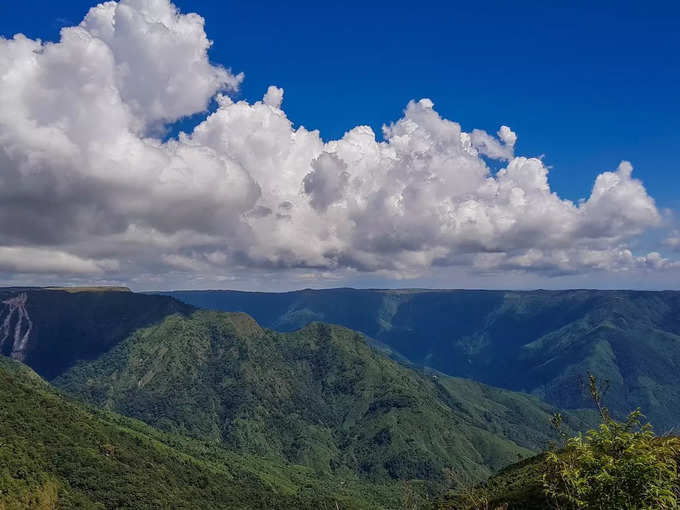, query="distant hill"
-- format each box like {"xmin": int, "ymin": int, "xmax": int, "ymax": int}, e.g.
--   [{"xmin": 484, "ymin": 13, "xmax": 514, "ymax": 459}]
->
[
  {"xmin": 0, "ymin": 288, "xmax": 193, "ymax": 379},
  {"xmin": 45, "ymin": 286, "xmax": 132, "ymax": 293},
  {"xmin": 55, "ymin": 310, "xmax": 589, "ymax": 483},
  {"xmin": 157, "ymin": 288, "xmax": 680, "ymax": 430},
  {"xmin": 0, "ymin": 355, "xmax": 408, "ymax": 509}
]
